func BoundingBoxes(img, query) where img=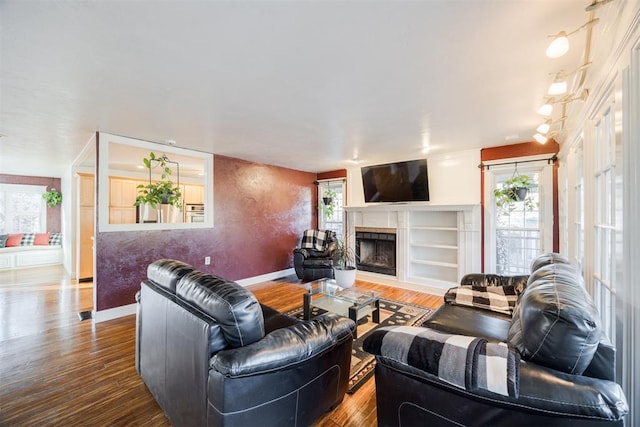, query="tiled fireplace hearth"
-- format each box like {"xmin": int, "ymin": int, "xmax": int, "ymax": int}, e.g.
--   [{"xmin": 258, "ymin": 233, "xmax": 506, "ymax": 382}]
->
[{"xmin": 345, "ymin": 204, "xmax": 481, "ymax": 294}]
